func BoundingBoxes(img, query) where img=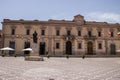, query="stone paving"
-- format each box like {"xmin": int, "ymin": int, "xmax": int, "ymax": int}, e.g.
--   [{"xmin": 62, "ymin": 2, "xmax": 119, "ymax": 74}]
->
[{"xmin": 0, "ymin": 57, "xmax": 120, "ymax": 80}]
